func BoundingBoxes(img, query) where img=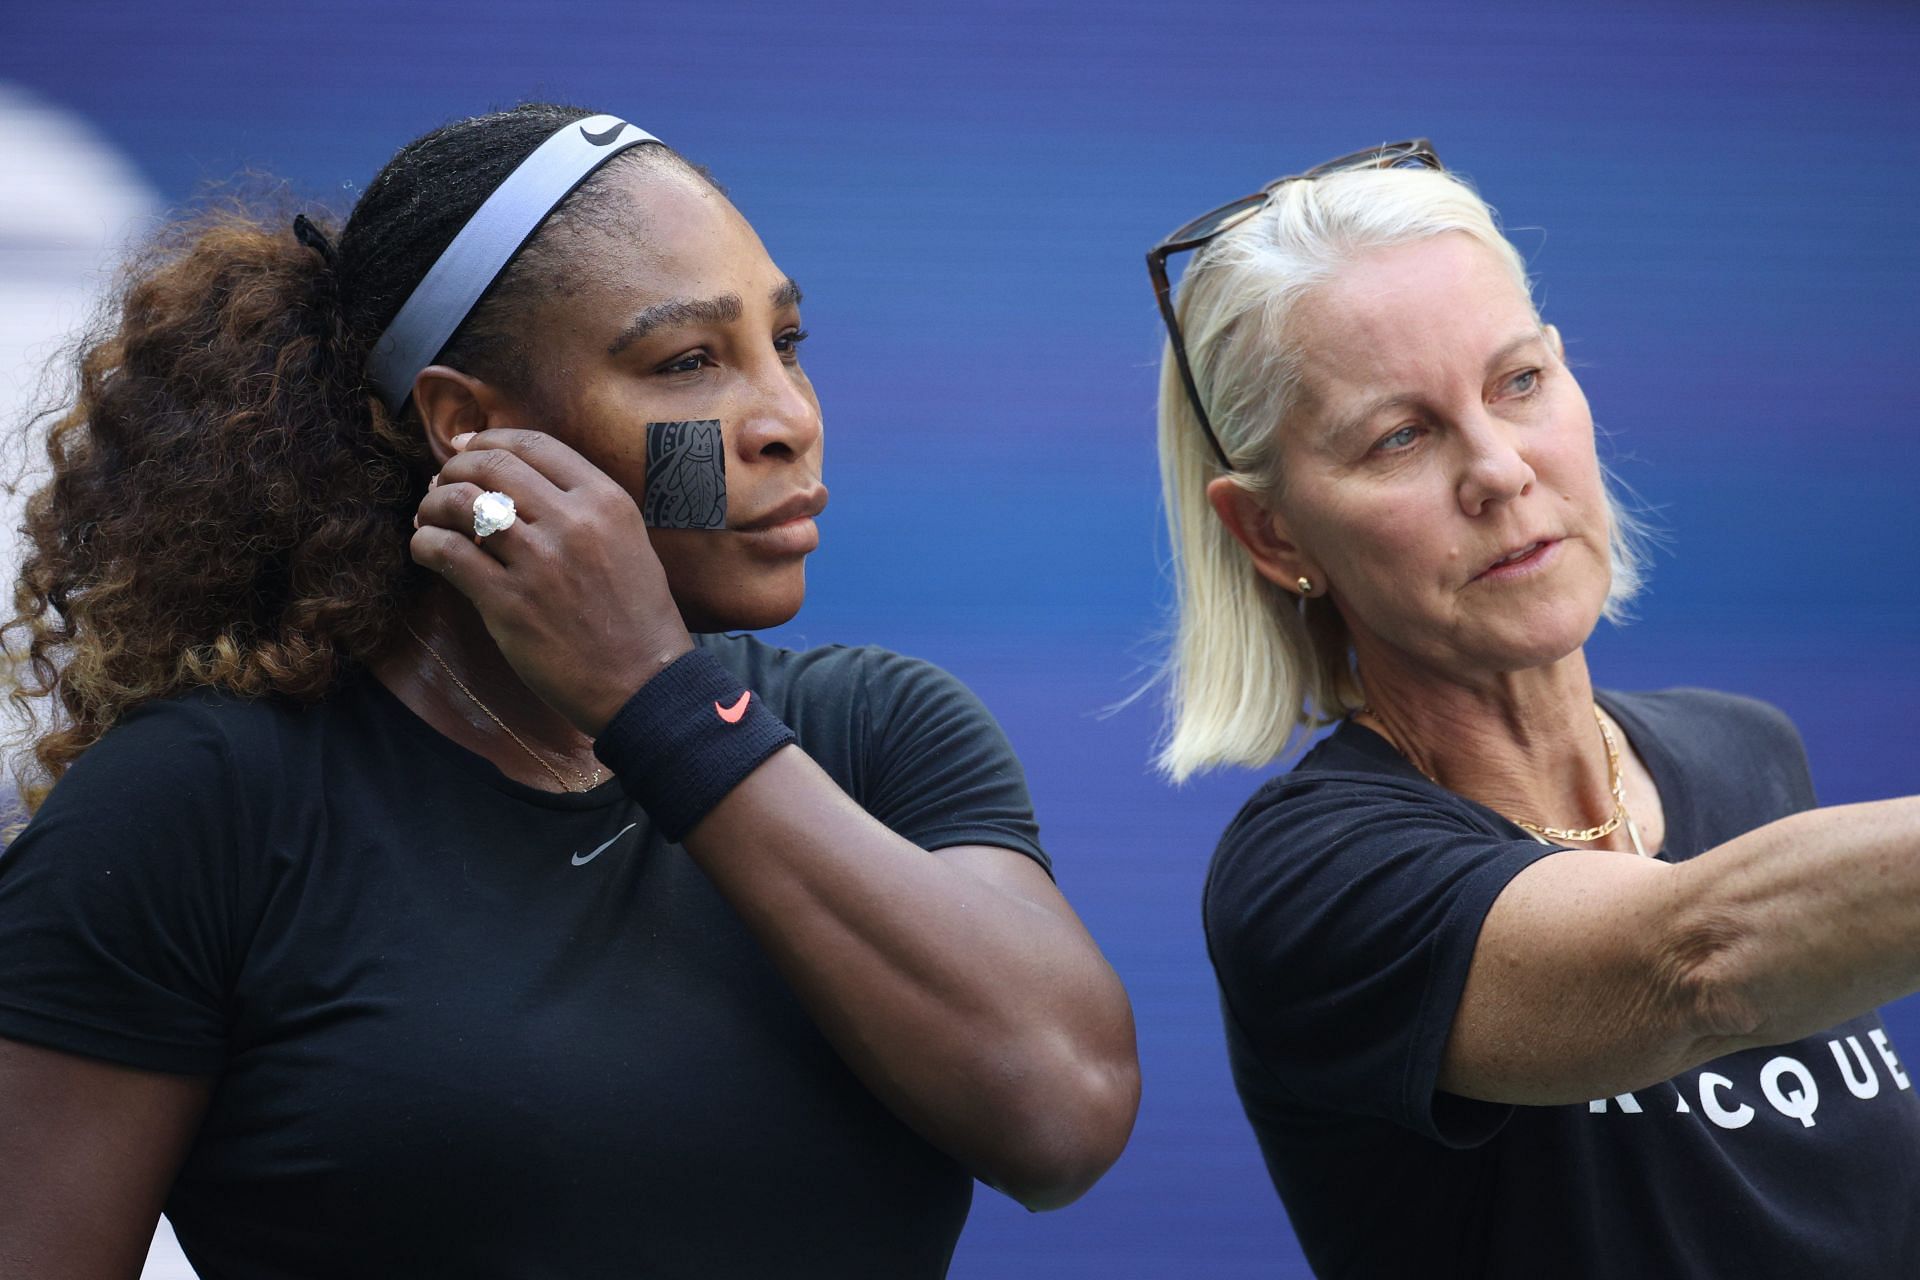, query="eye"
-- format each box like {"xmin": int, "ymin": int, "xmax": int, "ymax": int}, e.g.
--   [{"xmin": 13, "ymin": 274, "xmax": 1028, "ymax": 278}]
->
[
  {"xmin": 1504, "ymin": 368, "xmax": 1540, "ymax": 397},
  {"xmin": 1373, "ymin": 424, "xmax": 1422, "ymax": 453},
  {"xmin": 657, "ymin": 349, "xmax": 712, "ymax": 376},
  {"xmin": 774, "ymin": 327, "xmax": 811, "ymax": 360}
]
